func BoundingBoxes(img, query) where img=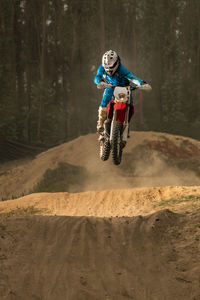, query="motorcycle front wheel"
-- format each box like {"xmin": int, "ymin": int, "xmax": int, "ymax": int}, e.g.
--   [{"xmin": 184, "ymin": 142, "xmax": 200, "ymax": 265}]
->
[
  {"xmin": 99, "ymin": 138, "xmax": 111, "ymax": 161},
  {"xmin": 111, "ymin": 121, "xmax": 123, "ymax": 165}
]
